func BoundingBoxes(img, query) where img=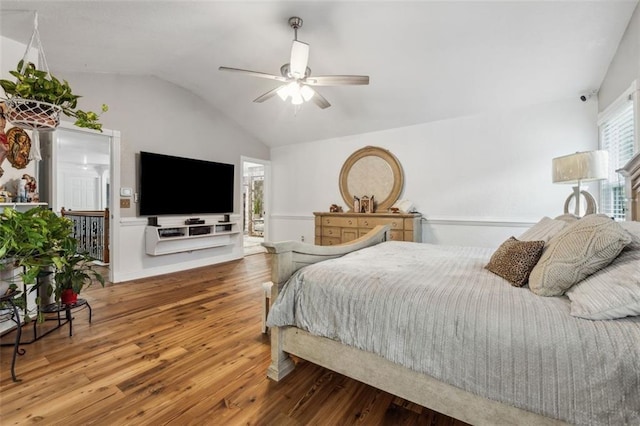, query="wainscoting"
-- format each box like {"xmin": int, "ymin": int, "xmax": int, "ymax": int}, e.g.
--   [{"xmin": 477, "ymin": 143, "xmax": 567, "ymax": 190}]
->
[{"xmin": 270, "ymin": 214, "xmax": 537, "ymax": 248}]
